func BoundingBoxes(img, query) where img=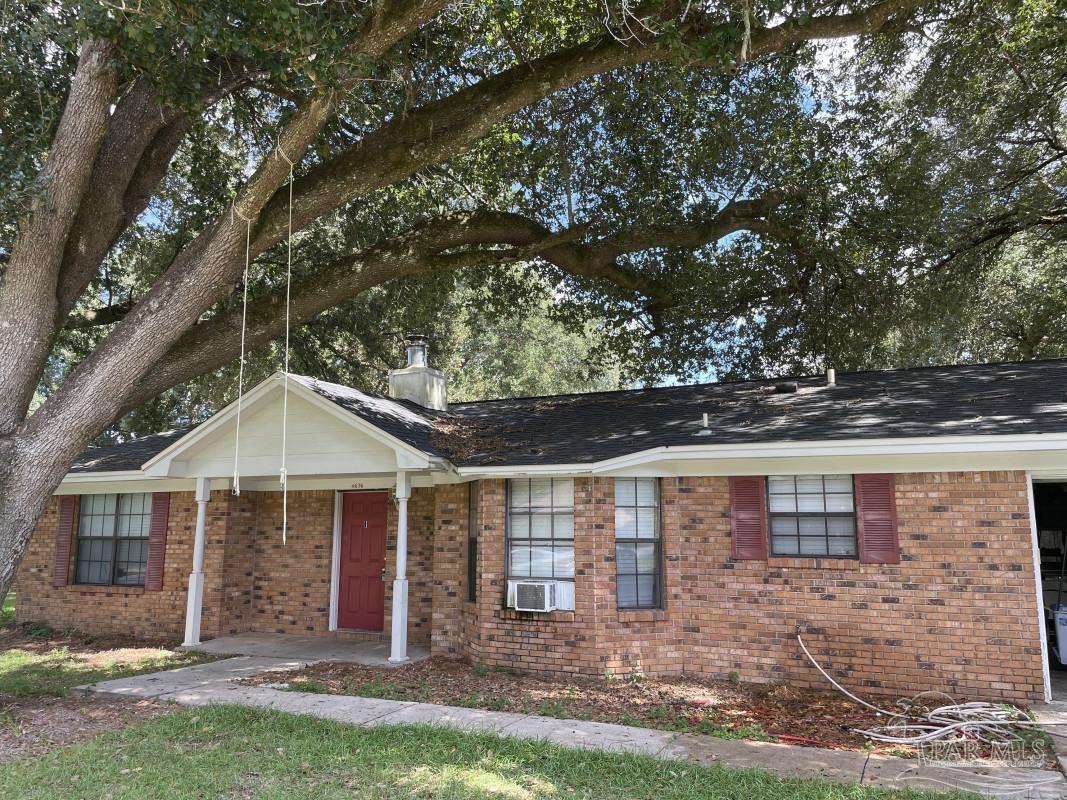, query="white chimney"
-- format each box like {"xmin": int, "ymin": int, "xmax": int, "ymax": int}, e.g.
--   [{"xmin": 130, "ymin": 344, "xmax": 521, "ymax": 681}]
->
[
  {"xmin": 388, "ymin": 334, "xmax": 447, "ymax": 410},
  {"xmin": 826, "ymin": 368, "xmax": 836, "ymax": 387}
]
